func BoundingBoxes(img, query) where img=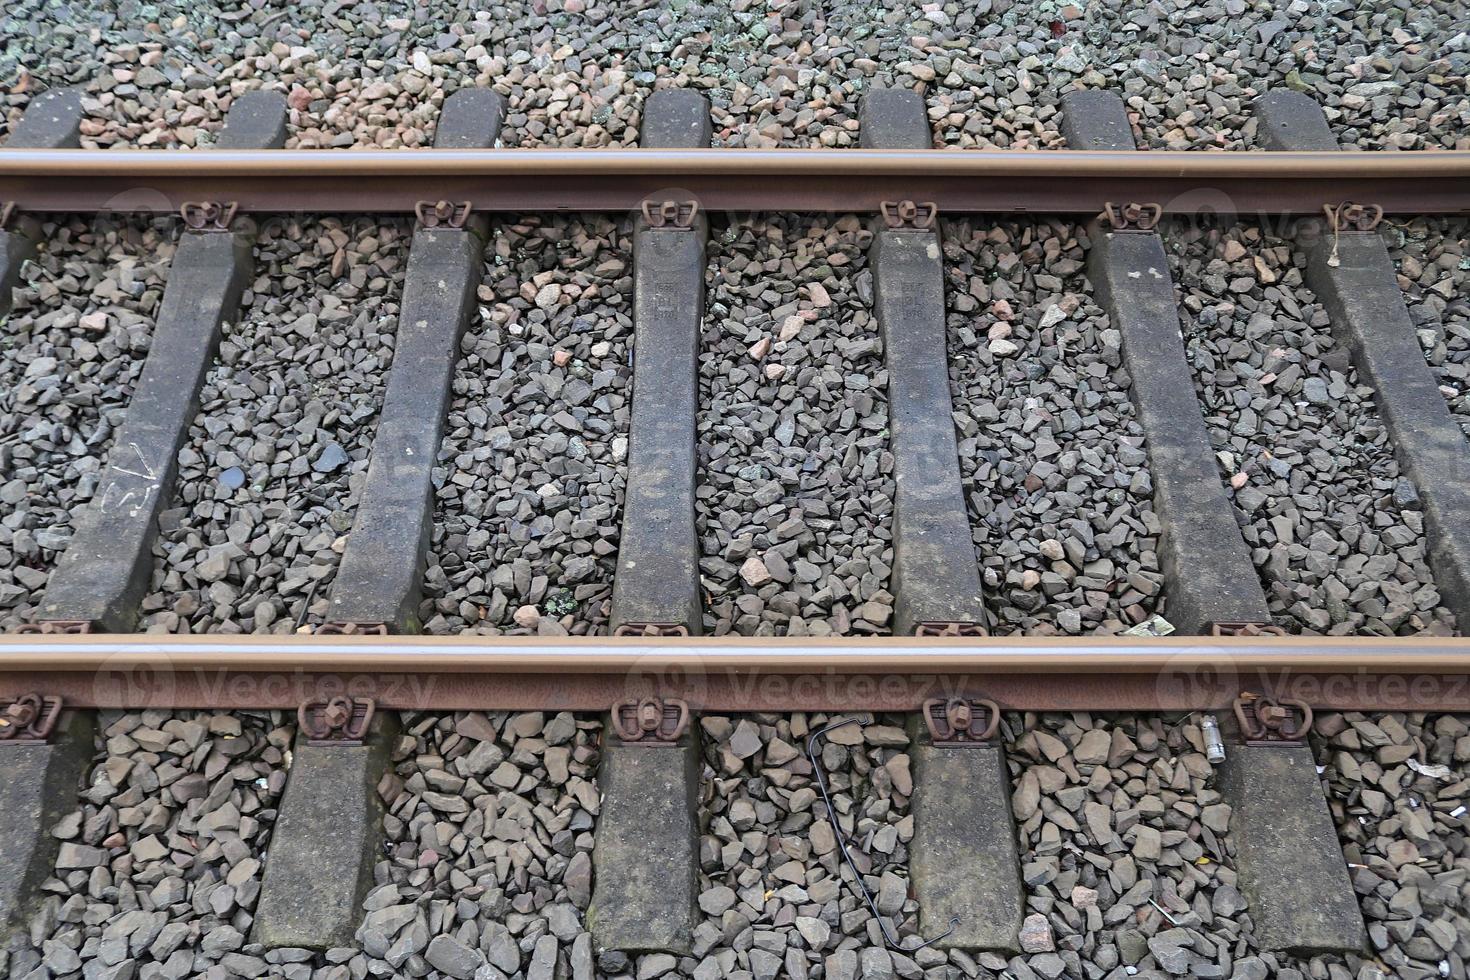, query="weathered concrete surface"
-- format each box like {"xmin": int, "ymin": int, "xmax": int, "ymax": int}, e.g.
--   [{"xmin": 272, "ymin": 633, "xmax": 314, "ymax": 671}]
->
[
  {"xmin": 327, "ymin": 83, "xmax": 502, "ymax": 632},
  {"xmin": 0, "ymin": 87, "xmax": 84, "ymax": 316},
  {"xmin": 1088, "ymin": 230, "xmax": 1273, "ymax": 631},
  {"xmin": 863, "ymin": 87, "xmax": 988, "ymax": 634},
  {"xmin": 1219, "ymin": 744, "xmax": 1367, "ymax": 954},
  {"xmin": 1067, "ymin": 88, "xmax": 1272, "ymax": 633},
  {"xmin": 1303, "ymin": 232, "xmax": 1470, "ymax": 628},
  {"xmin": 252, "ymin": 715, "xmax": 400, "ymax": 949},
  {"xmin": 859, "ymin": 88, "xmax": 931, "ymax": 149},
  {"xmin": 911, "ymin": 735, "xmax": 1023, "ymax": 952},
  {"xmin": 589, "ymin": 731, "xmax": 701, "ymax": 953},
  {"xmin": 4, "ymin": 87, "xmax": 83, "ymax": 148},
  {"xmin": 610, "ymin": 223, "xmax": 706, "ymax": 631},
  {"xmin": 609, "ymin": 90, "xmax": 710, "ymax": 633},
  {"xmin": 0, "ymin": 710, "xmax": 96, "ymax": 943},
  {"xmin": 327, "ymin": 228, "xmax": 486, "ymax": 629},
  {"xmin": 1060, "ymin": 90, "xmax": 1136, "ymax": 151},
  {"xmin": 430, "ymin": 87, "xmax": 506, "ymax": 149},
  {"xmin": 639, "ymin": 90, "xmax": 713, "ymax": 148},
  {"xmin": 214, "ymin": 90, "xmax": 289, "ymax": 150},
  {"xmin": 872, "ymin": 228, "xmax": 990, "ymax": 632},
  {"xmin": 1253, "ymin": 90, "xmax": 1339, "ymax": 151},
  {"xmin": 38, "ymin": 231, "xmax": 254, "ymax": 630},
  {"xmin": 0, "ymin": 228, "xmax": 41, "ymax": 320},
  {"xmin": 34, "ymin": 93, "xmax": 287, "ymax": 631}
]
